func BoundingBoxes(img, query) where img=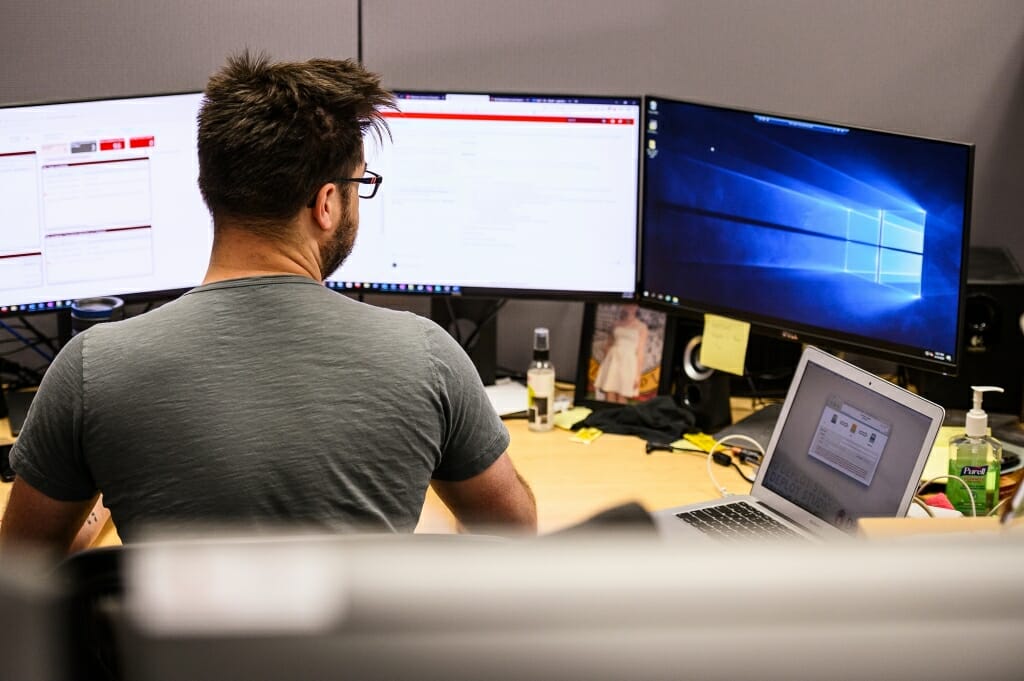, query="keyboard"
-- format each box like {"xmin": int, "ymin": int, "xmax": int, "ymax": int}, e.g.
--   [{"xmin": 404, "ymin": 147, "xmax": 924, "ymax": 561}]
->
[{"xmin": 676, "ymin": 501, "xmax": 804, "ymax": 540}]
